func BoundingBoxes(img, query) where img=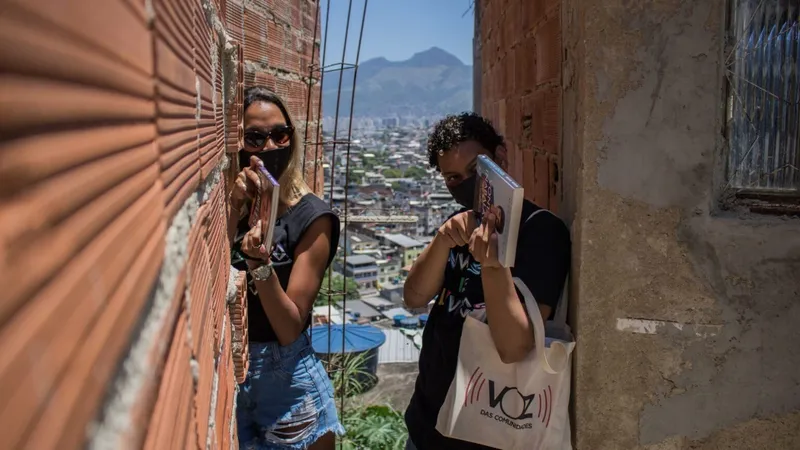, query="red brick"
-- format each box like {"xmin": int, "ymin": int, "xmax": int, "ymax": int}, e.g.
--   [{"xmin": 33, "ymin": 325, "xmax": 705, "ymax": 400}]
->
[
  {"xmin": 481, "ymin": 1, "xmax": 492, "ymax": 35},
  {"xmin": 479, "ymin": 35, "xmax": 490, "ymax": 72},
  {"xmin": 506, "ymin": 97, "xmax": 522, "ymax": 142},
  {"xmin": 159, "ymin": 130, "xmax": 198, "ymax": 179},
  {"xmin": 521, "ymin": 0, "xmax": 548, "ymax": 35},
  {"xmin": 522, "ymin": 150, "xmax": 536, "ymax": 203},
  {"xmin": 0, "ymin": 0, "xmax": 323, "ymax": 447},
  {"xmin": 480, "ymin": 72, "xmax": 489, "ymax": 111},
  {"xmin": 535, "ymin": 7, "xmax": 561, "ymax": 86},
  {"xmin": 226, "ymin": 0, "xmax": 244, "ymax": 42},
  {"xmin": 24, "ymin": 213, "xmax": 166, "ymax": 450},
  {"xmin": 533, "ymin": 153, "xmax": 550, "ymax": 208},
  {"xmin": 521, "ymin": 91, "xmax": 545, "ymax": 151},
  {"xmin": 515, "ymin": 35, "xmax": 537, "ymax": 94},
  {"xmin": 125, "ymin": 267, "xmax": 186, "ymax": 449},
  {"xmin": 0, "ymin": 122, "xmax": 154, "ymax": 214},
  {"xmin": 144, "ymin": 310, "xmax": 189, "ymax": 450},
  {"xmin": 165, "ymin": 161, "xmax": 201, "ymax": 220},
  {"xmin": 504, "ymin": 49, "xmax": 516, "ymax": 98},
  {"xmin": 496, "ymin": 99, "xmax": 507, "ymax": 137},
  {"xmin": 0, "ymin": 182, "xmax": 163, "ymax": 449},
  {"xmin": 502, "ymin": 6, "xmax": 516, "ymax": 53},
  {"xmin": 194, "ymin": 12, "xmax": 215, "ymax": 86},
  {"xmin": 6, "ymin": 0, "xmax": 153, "ymax": 76},
  {"xmin": 254, "ymin": 71, "xmax": 277, "ymax": 90},
  {"xmin": 1, "ymin": 76, "xmax": 154, "ymax": 136},
  {"xmin": 507, "ymin": 1, "xmax": 523, "ymax": 48},
  {"xmin": 543, "ymin": 86, "xmax": 561, "ymax": 155},
  {"xmin": 508, "ymin": 145, "xmax": 524, "ymax": 185},
  {"xmin": 154, "ymin": 36, "xmax": 196, "ymax": 96},
  {"xmin": 548, "ymin": 153, "xmax": 561, "ymax": 213},
  {"xmin": 545, "ymin": 0, "xmax": 561, "ymax": 13},
  {"xmin": 496, "ymin": 19, "xmax": 506, "ymax": 61},
  {"xmin": 161, "ymin": 147, "xmax": 201, "ymax": 208},
  {"xmin": 154, "ymin": 0, "xmax": 195, "ymax": 67},
  {"xmin": 0, "ymin": 8, "xmax": 153, "ymax": 99},
  {"xmin": 243, "ymin": 6, "xmax": 268, "ymax": 64},
  {"xmin": 0, "ymin": 142, "xmax": 159, "ymax": 324}
]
